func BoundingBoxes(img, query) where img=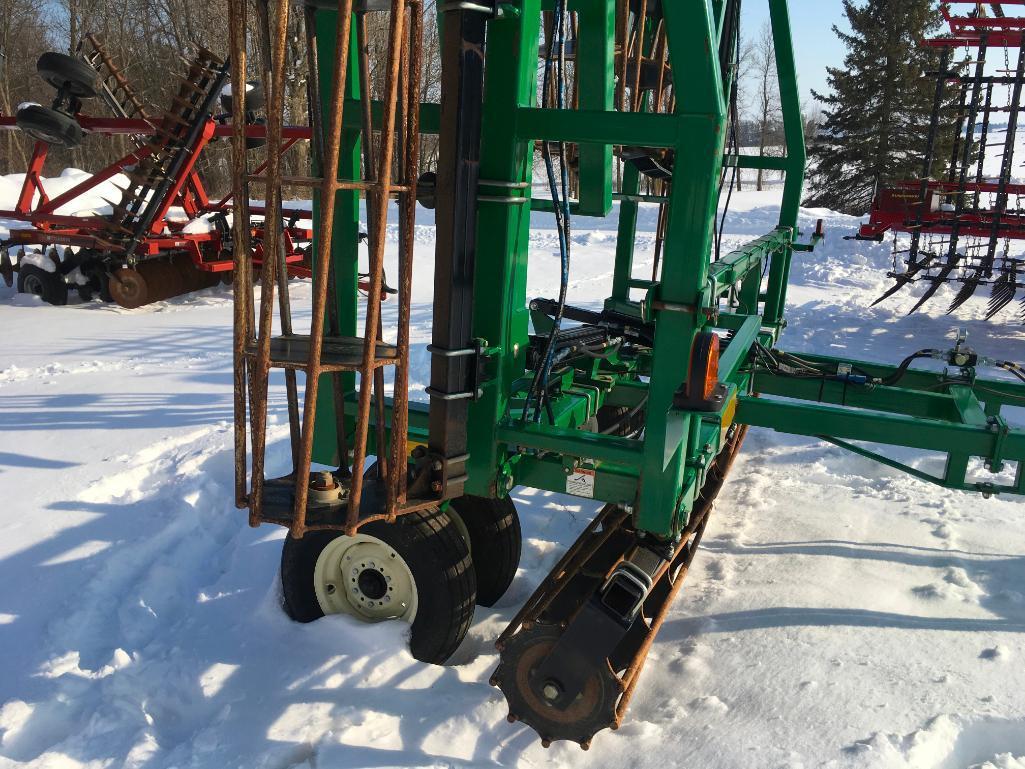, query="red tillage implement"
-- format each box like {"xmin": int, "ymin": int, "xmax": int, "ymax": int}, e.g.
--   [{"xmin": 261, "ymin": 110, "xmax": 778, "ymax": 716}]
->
[
  {"xmin": 859, "ymin": 2, "xmax": 1025, "ymax": 318},
  {"xmin": 0, "ymin": 36, "xmax": 313, "ymax": 307}
]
